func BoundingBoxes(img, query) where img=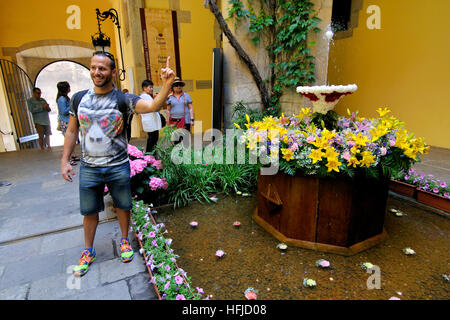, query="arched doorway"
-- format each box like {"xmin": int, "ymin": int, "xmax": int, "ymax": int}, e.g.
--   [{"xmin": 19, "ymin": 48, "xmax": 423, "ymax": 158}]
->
[{"xmin": 35, "ymin": 61, "xmax": 91, "ymax": 146}]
